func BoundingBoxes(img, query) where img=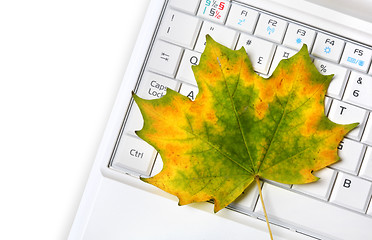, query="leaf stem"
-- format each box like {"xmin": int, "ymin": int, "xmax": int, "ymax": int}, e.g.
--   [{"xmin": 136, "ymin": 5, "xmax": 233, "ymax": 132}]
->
[{"xmin": 255, "ymin": 176, "xmax": 273, "ymax": 240}]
